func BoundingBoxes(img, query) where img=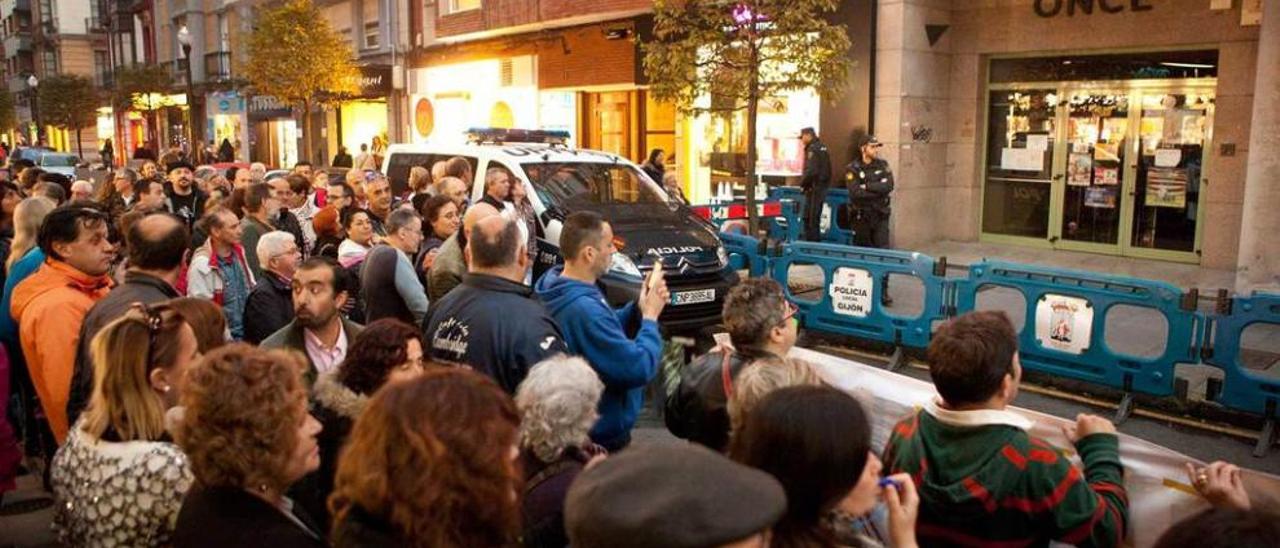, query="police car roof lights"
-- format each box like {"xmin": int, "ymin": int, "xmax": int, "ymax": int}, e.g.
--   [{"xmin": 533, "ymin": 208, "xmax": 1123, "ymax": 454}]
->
[{"xmin": 465, "ymin": 127, "xmax": 571, "ymax": 146}]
